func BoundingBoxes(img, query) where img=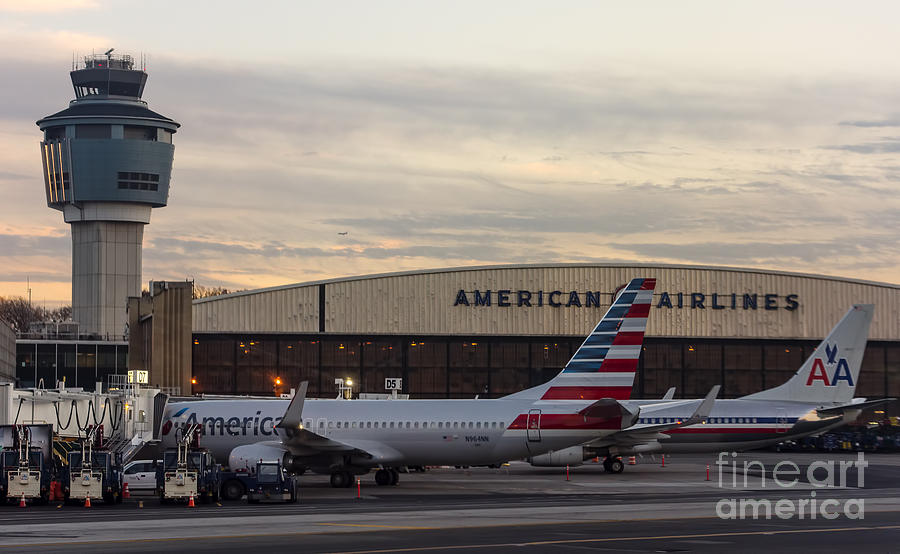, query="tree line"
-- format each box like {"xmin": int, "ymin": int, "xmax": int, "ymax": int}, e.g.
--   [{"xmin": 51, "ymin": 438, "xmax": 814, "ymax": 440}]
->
[
  {"xmin": 1, "ymin": 284, "xmax": 236, "ymax": 334},
  {"xmin": 0, "ymin": 296, "xmax": 71, "ymax": 334}
]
